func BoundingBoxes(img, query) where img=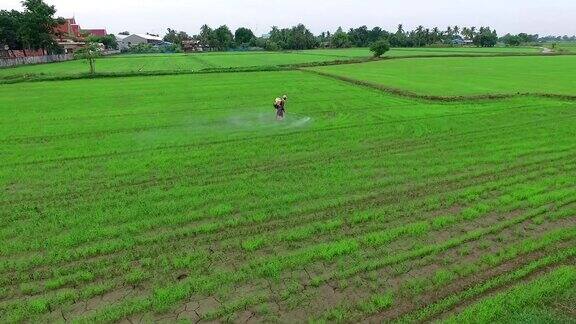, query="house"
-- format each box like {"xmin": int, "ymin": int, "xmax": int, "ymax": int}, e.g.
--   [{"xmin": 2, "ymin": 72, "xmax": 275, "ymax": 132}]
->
[
  {"xmin": 451, "ymin": 37, "xmax": 474, "ymax": 46},
  {"xmin": 54, "ymin": 18, "xmax": 82, "ymax": 40},
  {"xmin": 83, "ymin": 29, "xmax": 108, "ymax": 37},
  {"xmin": 122, "ymin": 34, "xmax": 165, "ymax": 47},
  {"xmin": 115, "ymin": 34, "xmax": 129, "ymax": 51},
  {"xmin": 53, "ymin": 18, "xmax": 109, "ymax": 53},
  {"xmin": 59, "ymin": 40, "xmax": 88, "ymax": 54},
  {"xmin": 182, "ymin": 40, "xmax": 204, "ymax": 52}
]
